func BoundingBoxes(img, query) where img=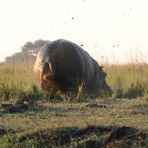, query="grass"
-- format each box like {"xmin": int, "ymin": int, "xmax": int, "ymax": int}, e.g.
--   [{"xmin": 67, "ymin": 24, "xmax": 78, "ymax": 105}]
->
[
  {"xmin": 0, "ymin": 63, "xmax": 148, "ymax": 101},
  {"xmin": 0, "ymin": 98, "xmax": 147, "ymax": 147},
  {"xmin": 0, "ymin": 64, "xmax": 43, "ymax": 102},
  {"xmin": 0, "ymin": 63, "xmax": 148, "ymax": 147},
  {"xmin": 104, "ymin": 63, "xmax": 148, "ymax": 98}
]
